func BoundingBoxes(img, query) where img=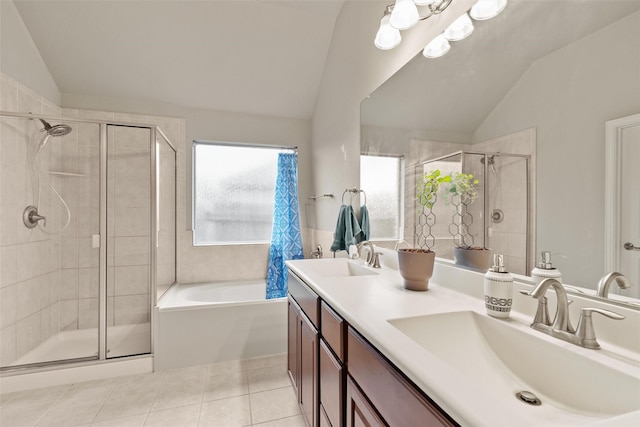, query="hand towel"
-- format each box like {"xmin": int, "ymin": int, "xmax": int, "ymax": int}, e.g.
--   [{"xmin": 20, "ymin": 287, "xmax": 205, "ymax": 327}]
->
[
  {"xmin": 330, "ymin": 205, "xmax": 348, "ymax": 252},
  {"xmin": 360, "ymin": 205, "xmax": 370, "ymax": 241}
]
